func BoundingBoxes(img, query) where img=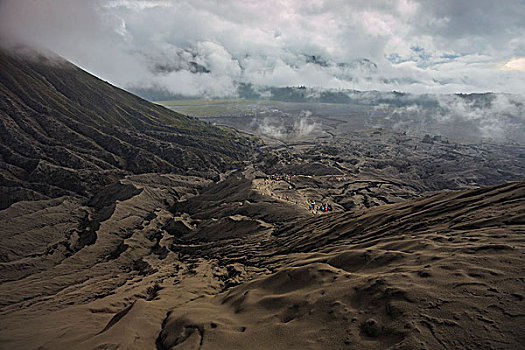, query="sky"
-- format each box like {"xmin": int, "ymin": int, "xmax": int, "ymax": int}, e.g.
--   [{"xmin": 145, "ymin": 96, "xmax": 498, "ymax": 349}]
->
[{"xmin": 1, "ymin": 0, "xmax": 525, "ymax": 97}]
